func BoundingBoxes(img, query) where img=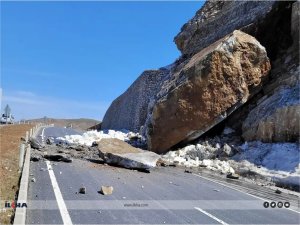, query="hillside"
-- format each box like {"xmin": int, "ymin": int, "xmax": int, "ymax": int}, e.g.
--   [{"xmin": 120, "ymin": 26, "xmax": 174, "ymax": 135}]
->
[{"xmin": 26, "ymin": 118, "xmax": 100, "ymax": 131}]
